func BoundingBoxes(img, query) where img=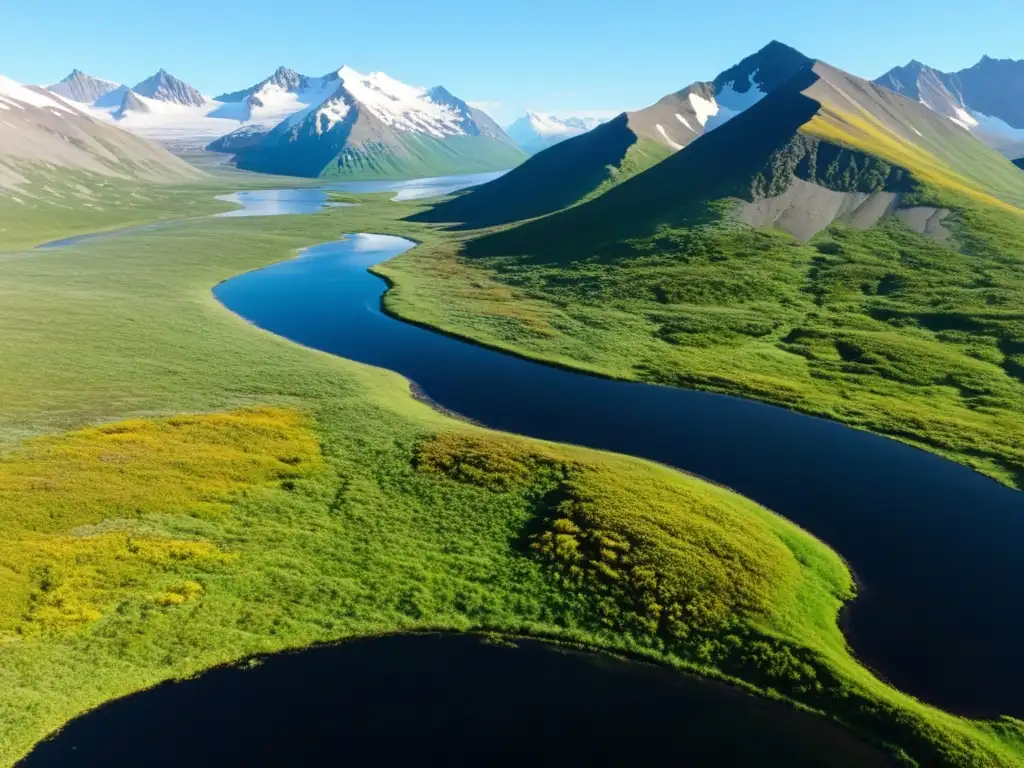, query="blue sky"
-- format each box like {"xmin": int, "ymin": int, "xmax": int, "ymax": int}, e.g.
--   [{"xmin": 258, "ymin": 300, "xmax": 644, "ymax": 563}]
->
[{"xmin": 3, "ymin": 0, "xmax": 1022, "ymax": 125}]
